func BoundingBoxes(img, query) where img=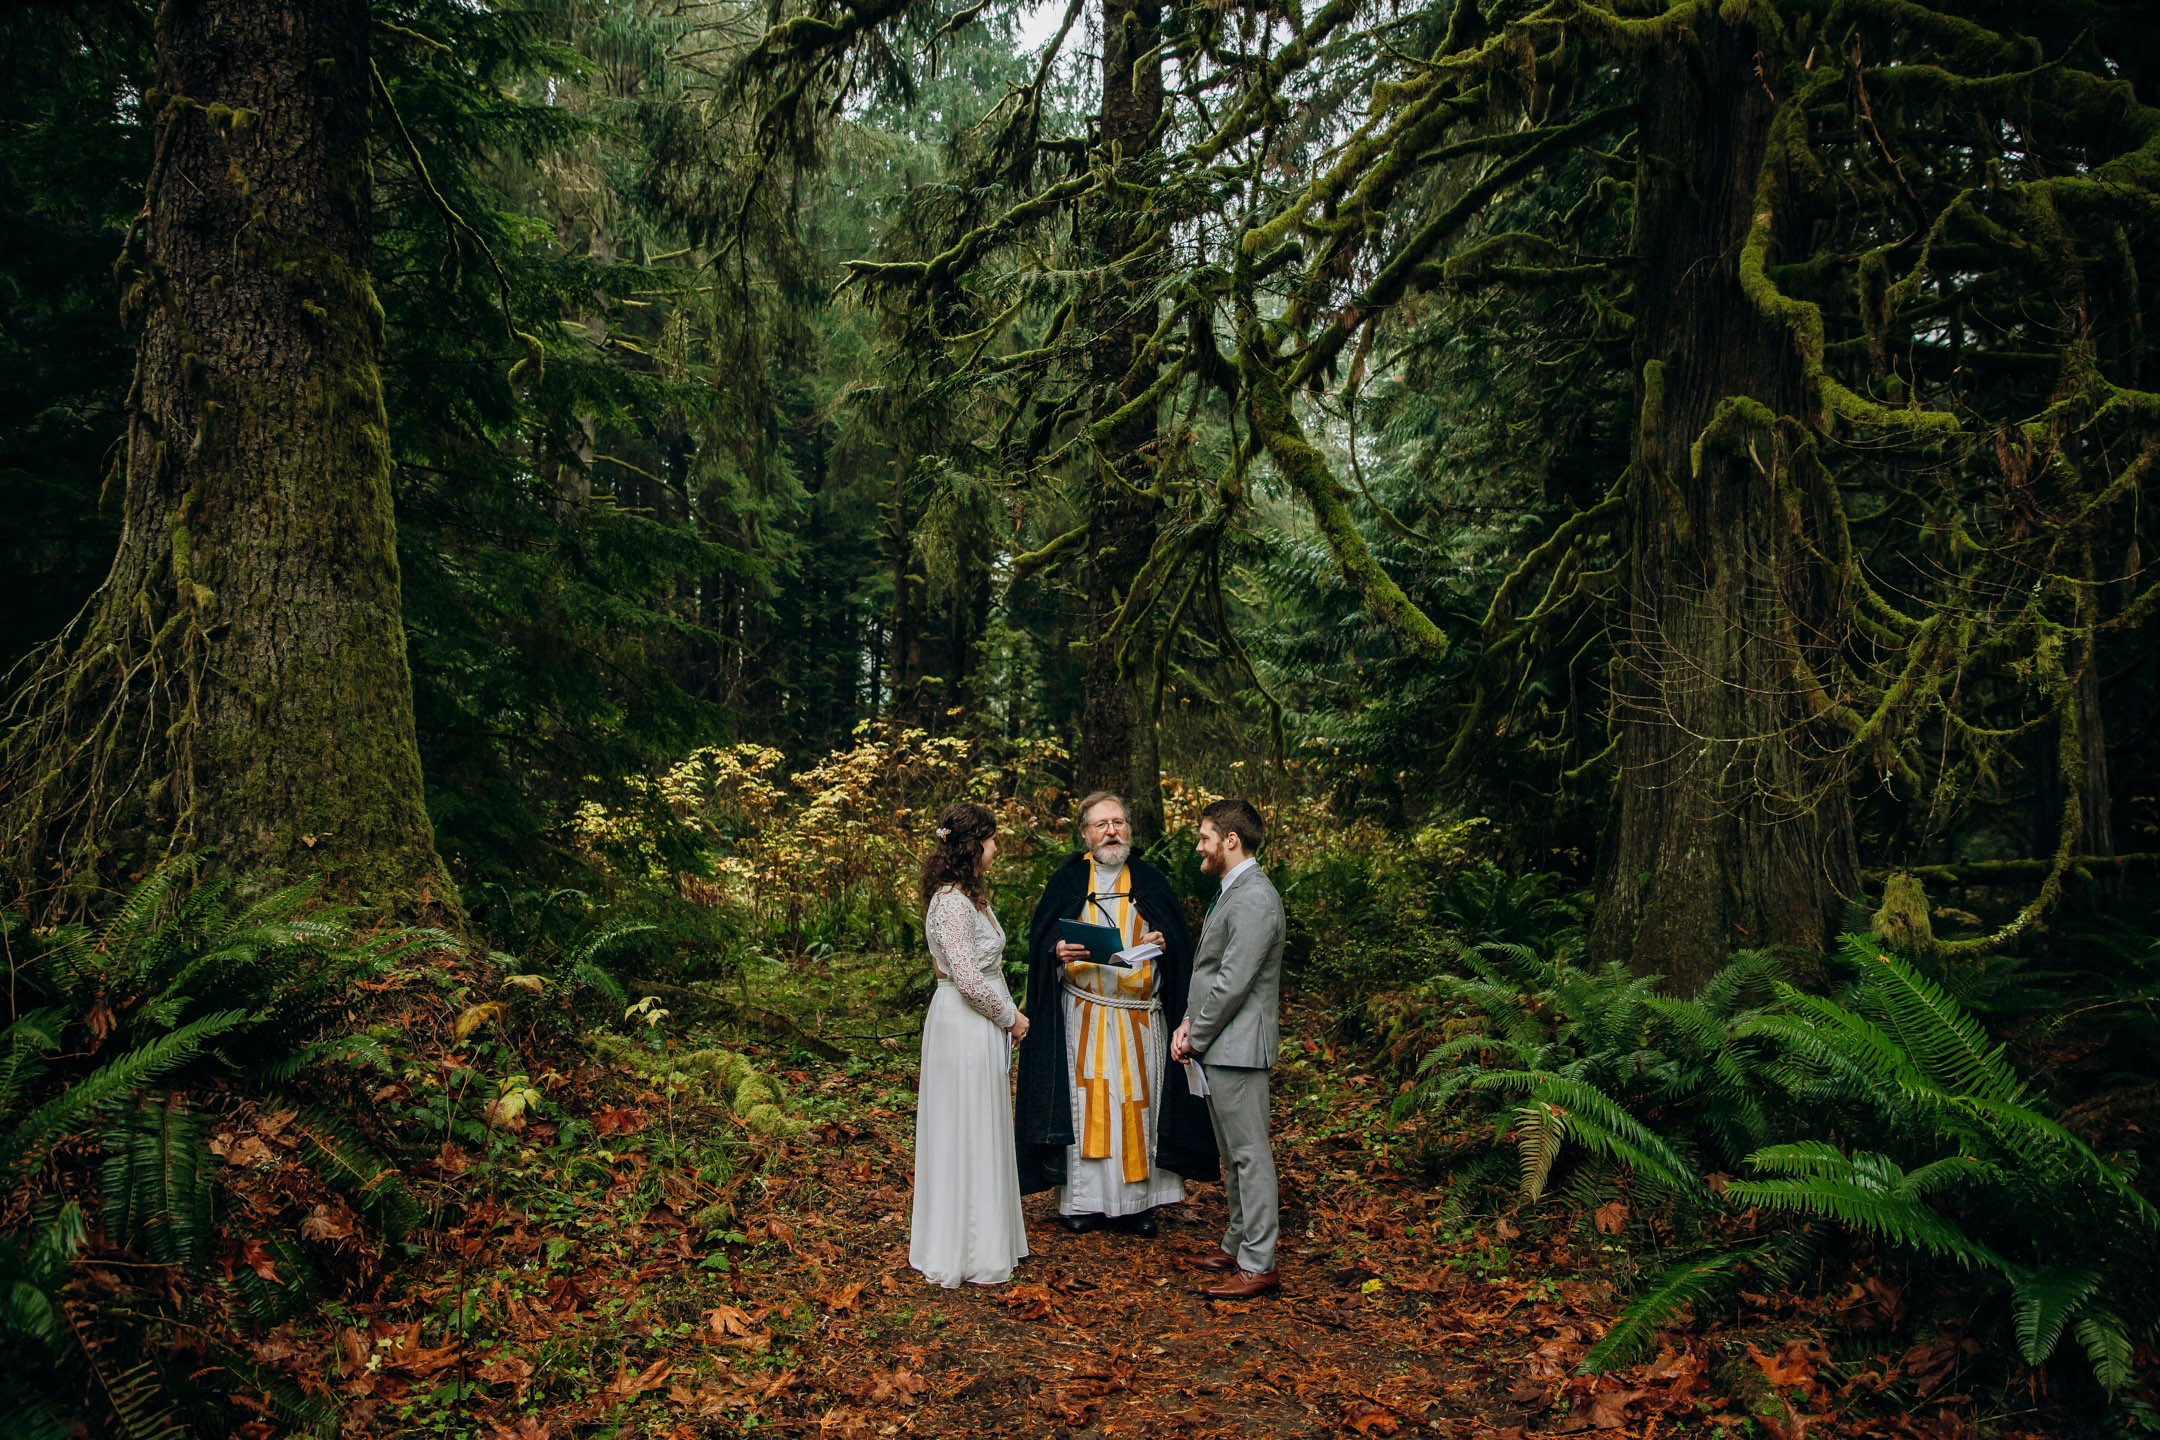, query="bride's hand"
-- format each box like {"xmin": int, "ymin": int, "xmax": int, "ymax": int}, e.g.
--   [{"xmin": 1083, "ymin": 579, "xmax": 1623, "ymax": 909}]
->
[{"xmin": 1008, "ymin": 1012, "xmax": 1030, "ymax": 1043}]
